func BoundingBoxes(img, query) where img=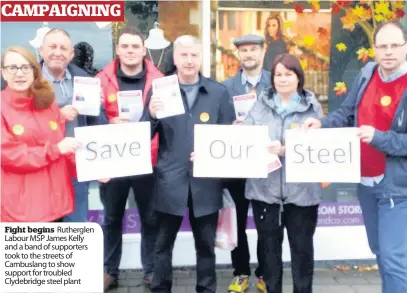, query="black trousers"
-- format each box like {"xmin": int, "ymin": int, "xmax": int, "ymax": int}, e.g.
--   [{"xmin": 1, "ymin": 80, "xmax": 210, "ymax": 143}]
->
[
  {"xmin": 252, "ymin": 201, "xmax": 318, "ymax": 293},
  {"xmin": 100, "ymin": 173, "xmax": 157, "ymax": 278},
  {"xmin": 151, "ymin": 197, "xmax": 218, "ymax": 293},
  {"xmin": 227, "ymin": 179, "xmax": 263, "ymax": 277}
]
